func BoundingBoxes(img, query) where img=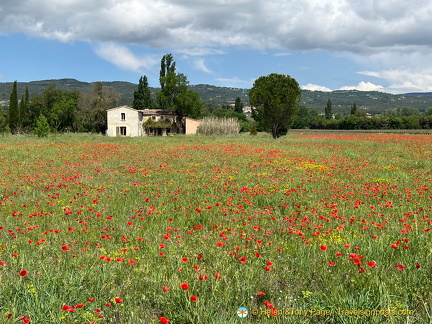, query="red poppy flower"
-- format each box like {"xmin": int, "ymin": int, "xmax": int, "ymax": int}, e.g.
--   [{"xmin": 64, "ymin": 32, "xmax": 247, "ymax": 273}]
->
[
  {"xmin": 190, "ymin": 295, "xmax": 198, "ymax": 302},
  {"xmin": 328, "ymin": 261, "xmax": 335, "ymax": 266},
  {"xmin": 416, "ymin": 263, "xmax": 421, "ymax": 269},
  {"xmin": 115, "ymin": 298, "xmax": 123, "ymax": 303},
  {"xmin": 215, "ymin": 273, "xmax": 222, "ymax": 279},
  {"xmin": 264, "ymin": 300, "xmax": 274, "ymax": 309},
  {"xmin": 257, "ymin": 291, "xmax": 266, "ymax": 296},
  {"xmin": 180, "ymin": 283, "xmax": 189, "ymax": 290},
  {"xmin": 162, "ymin": 286, "xmax": 169, "ymax": 292},
  {"xmin": 366, "ymin": 261, "xmax": 376, "ymax": 268},
  {"xmin": 320, "ymin": 245, "xmax": 327, "ymax": 251},
  {"xmin": 397, "ymin": 264, "xmax": 406, "ymax": 270},
  {"xmin": 19, "ymin": 269, "xmax": 27, "ymax": 277},
  {"xmin": 160, "ymin": 317, "xmax": 169, "ymax": 324}
]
